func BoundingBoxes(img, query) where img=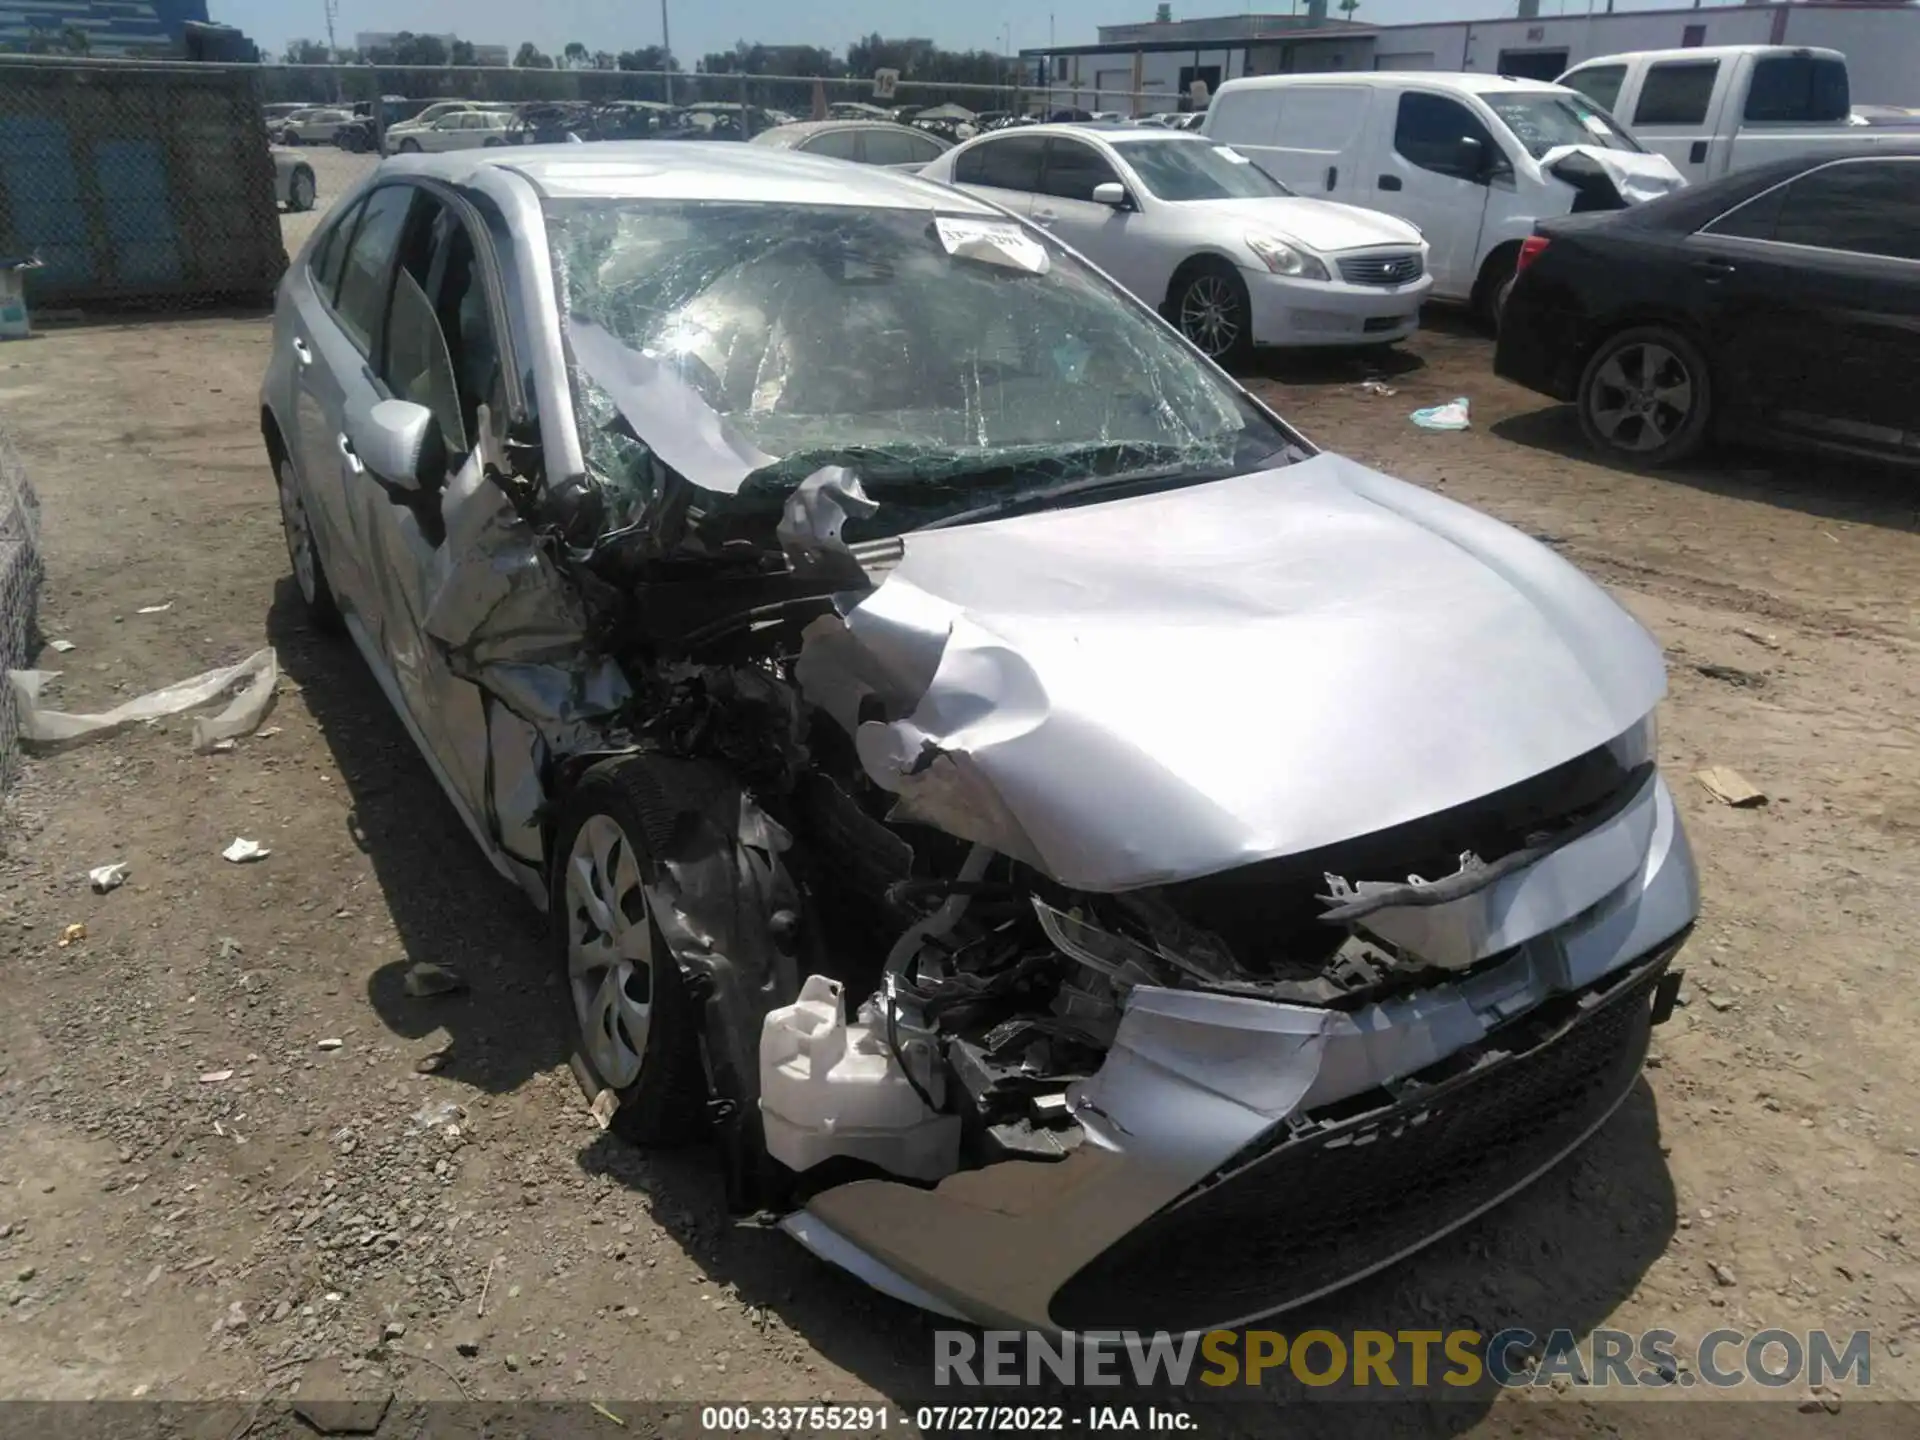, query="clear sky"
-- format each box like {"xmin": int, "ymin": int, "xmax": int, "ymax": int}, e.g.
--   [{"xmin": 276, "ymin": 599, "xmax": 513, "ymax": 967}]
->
[{"xmin": 211, "ymin": 1, "xmax": 1766, "ymax": 68}]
